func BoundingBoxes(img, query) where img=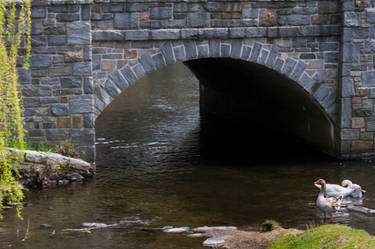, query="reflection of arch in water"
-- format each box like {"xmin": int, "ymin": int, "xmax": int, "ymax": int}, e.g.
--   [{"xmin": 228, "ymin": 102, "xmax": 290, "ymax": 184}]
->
[{"xmin": 94, "ymin": 40, "xmax": 338, "ymax": 156}]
